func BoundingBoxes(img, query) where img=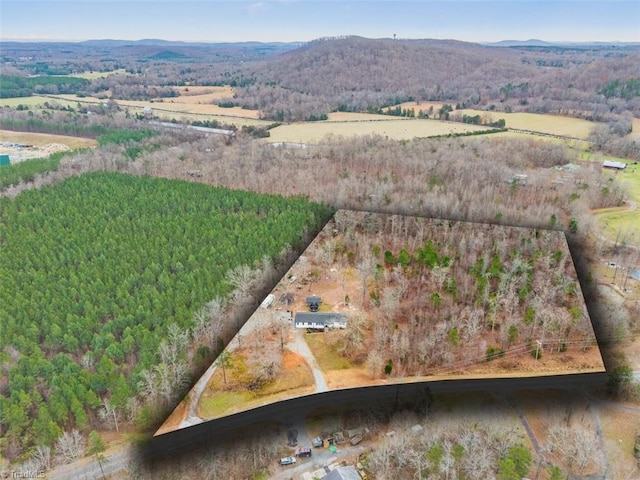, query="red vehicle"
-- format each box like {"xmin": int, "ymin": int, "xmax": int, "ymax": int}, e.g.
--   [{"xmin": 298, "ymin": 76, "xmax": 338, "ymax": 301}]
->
[{"xmin": 295, "ymin": 447, "xmax": 312, "ymax": 458}]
